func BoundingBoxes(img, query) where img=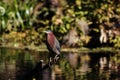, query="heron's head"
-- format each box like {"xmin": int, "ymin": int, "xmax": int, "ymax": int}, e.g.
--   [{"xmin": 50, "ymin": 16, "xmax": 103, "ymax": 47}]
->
[{"xmin": 43, "ymin": 30, "xmax": 52, "ymax": 34}]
